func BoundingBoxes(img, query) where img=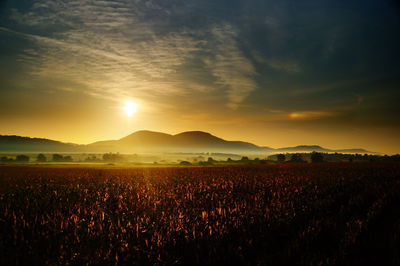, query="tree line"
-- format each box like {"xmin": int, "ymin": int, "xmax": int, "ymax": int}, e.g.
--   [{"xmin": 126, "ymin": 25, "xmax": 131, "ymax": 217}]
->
[
  {"xmin": 1, "ymin": 152, "xmax": 400, "ymax": 164},
  {"xmin": 0, "ymin": 153, "xmax": 126, "ymax": 163},
  {"xmin": 0, "ymin": 154, "xmax": 73, "ymax": 163}
]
